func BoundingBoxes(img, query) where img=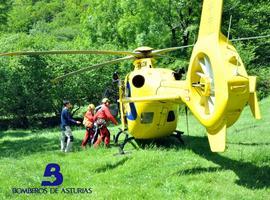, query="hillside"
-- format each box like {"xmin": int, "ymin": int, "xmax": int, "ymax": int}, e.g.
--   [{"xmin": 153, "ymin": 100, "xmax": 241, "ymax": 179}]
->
[{"xmin": 0, "ymin": 97, "xmax": 269, "ymax": 199}]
